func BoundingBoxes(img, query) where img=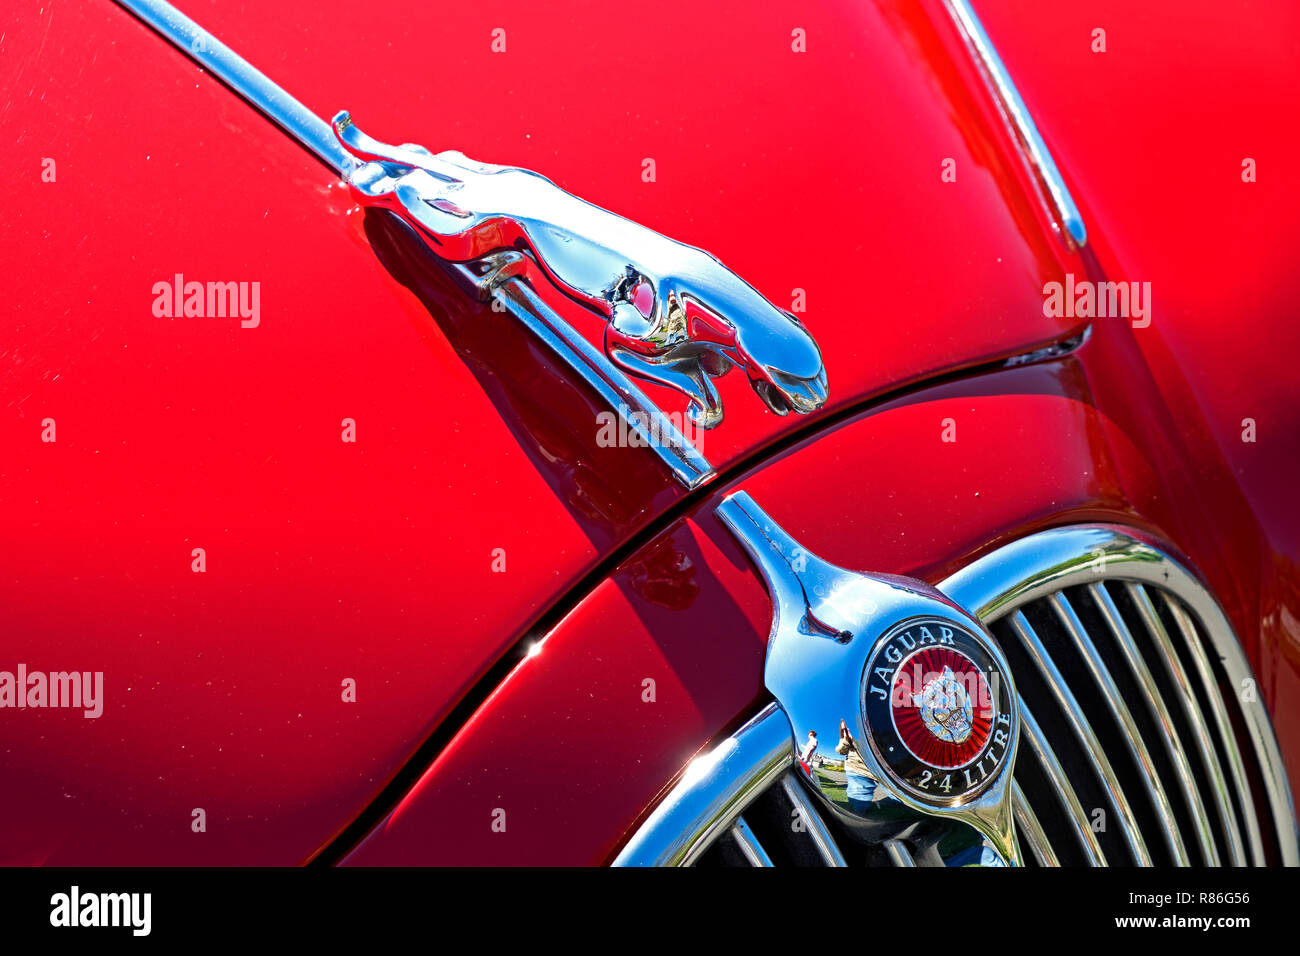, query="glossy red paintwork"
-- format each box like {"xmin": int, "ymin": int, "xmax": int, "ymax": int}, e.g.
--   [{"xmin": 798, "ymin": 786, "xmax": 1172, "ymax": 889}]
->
[
  {"xmin": 2, "ymin": 0, "xmax": 1297, "ymax": 865},
  {"xmin": 969, "ymin": 0, "xmax": 1300, "ymax": 806},
  {"xmin": 144, "ymin": 0, "xmax": 1094, "ymax": 464},
  {"xmin": 2, "ymin": 1, "xmax": 685, "ymax": 864},
  {"xmin": 341, "ymin": 354, "xmax": 1149, "ymax": 864},
  {"xmin": 345, "ymin": 325, "xmax": 1296, "ymax": 864}
]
